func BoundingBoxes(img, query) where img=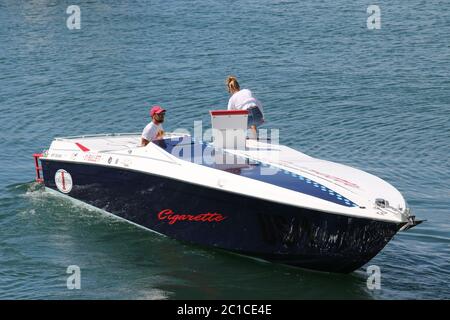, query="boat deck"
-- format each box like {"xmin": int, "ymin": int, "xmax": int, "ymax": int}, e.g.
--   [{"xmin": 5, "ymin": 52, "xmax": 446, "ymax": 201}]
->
[
  {"xmin": 51, "ymin": 133, "xmax": 358, "ymax": 208},
  {"xmin": 54, "ymin": 133, "xmax": 143, "ymax": 152}
]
